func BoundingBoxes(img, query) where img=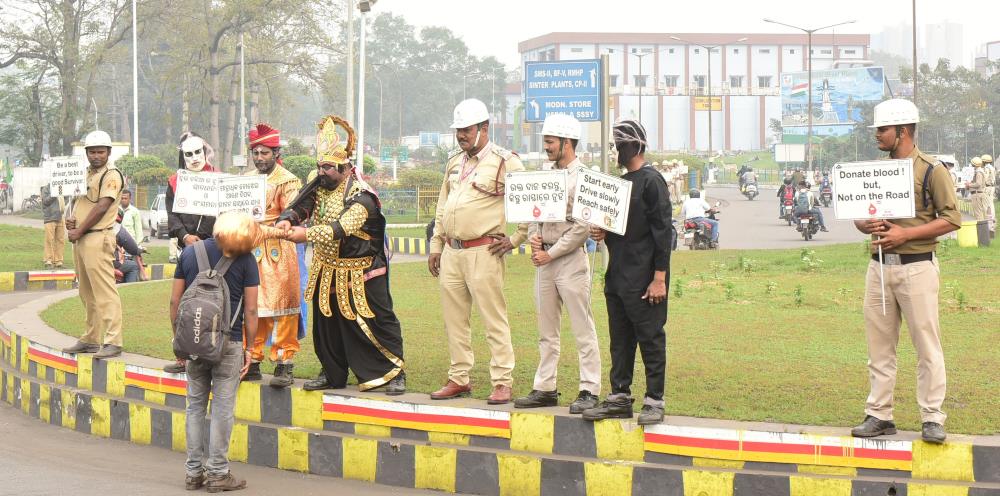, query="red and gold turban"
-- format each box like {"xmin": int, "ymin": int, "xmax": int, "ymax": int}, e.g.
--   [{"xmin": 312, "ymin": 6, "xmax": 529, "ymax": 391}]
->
[{"xmin": 249, "ymin": 123, "xmax": 281, "ymax": 149}]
